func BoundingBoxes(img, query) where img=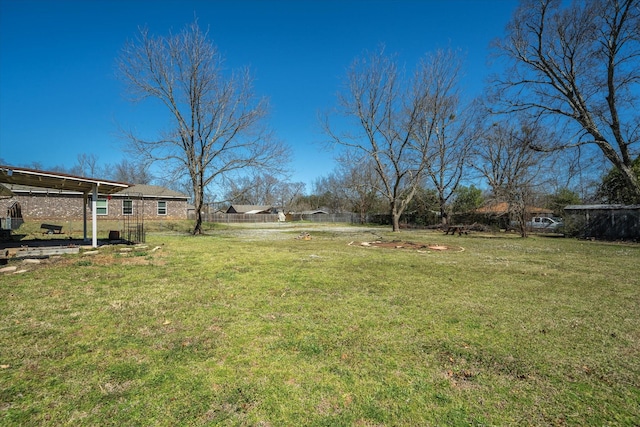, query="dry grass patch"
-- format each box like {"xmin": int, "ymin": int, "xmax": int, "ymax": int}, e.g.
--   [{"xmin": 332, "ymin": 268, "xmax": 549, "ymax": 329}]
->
[{"xmin": 350, "ymin": 239, "xmax": 464, "ymax": 252}]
